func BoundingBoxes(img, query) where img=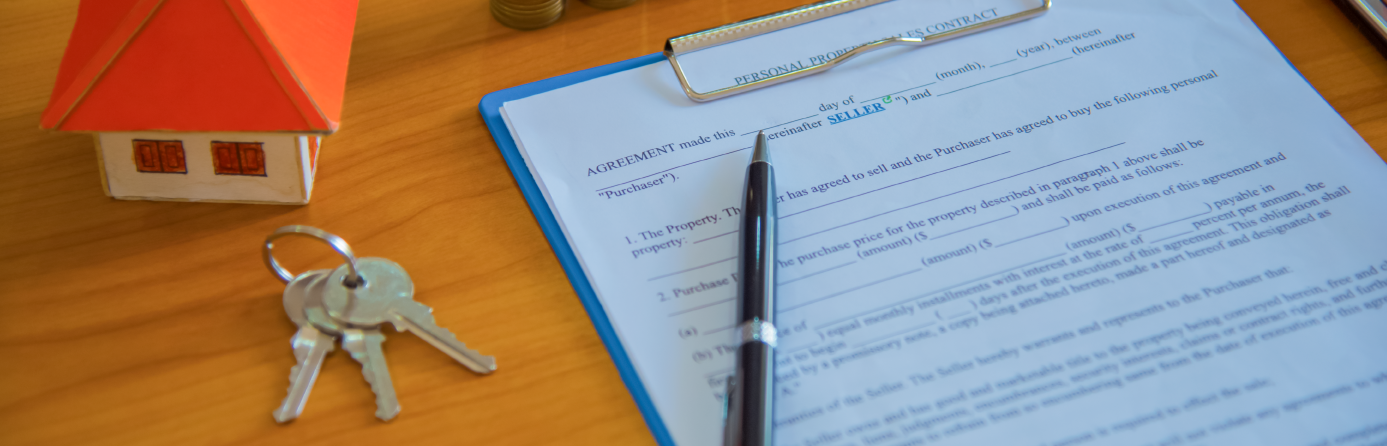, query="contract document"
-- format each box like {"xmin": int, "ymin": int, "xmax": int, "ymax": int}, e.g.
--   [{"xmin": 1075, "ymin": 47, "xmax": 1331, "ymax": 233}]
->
[{"xmin": 498, "ymin": 0, "xmax": 1387, "ymax": 445}]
